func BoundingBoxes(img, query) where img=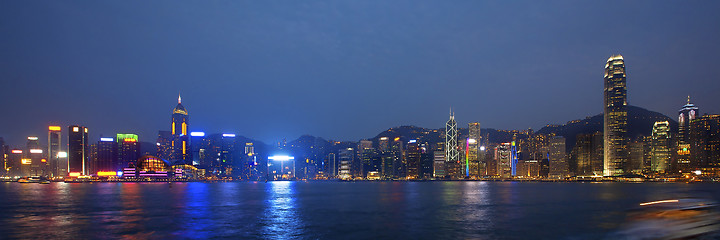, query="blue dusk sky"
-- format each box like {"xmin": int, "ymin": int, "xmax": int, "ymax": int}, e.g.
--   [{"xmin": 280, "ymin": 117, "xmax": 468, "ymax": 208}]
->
[{"xmin": 1, "ymin": 0, "xmax": 719, "ymax": 146}]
